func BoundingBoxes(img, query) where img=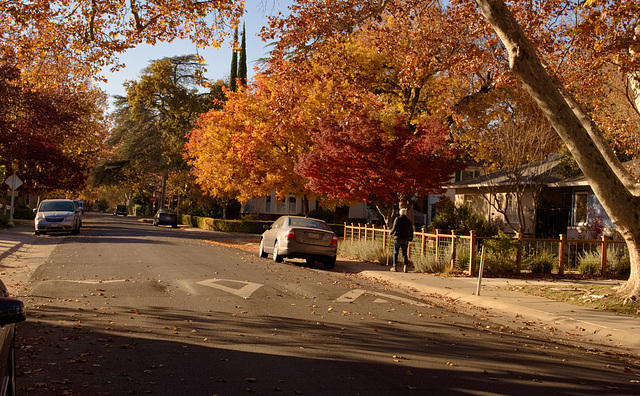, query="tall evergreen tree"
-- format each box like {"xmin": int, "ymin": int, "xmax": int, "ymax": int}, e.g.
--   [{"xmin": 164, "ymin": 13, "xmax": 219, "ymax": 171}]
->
[
  {"xmin": 238, "ymin": 23, "xmax": 247, "ymax": 86},
  {"xmin": 230, "ymin": 27, "xmax": 239, "ymax": 92}
]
